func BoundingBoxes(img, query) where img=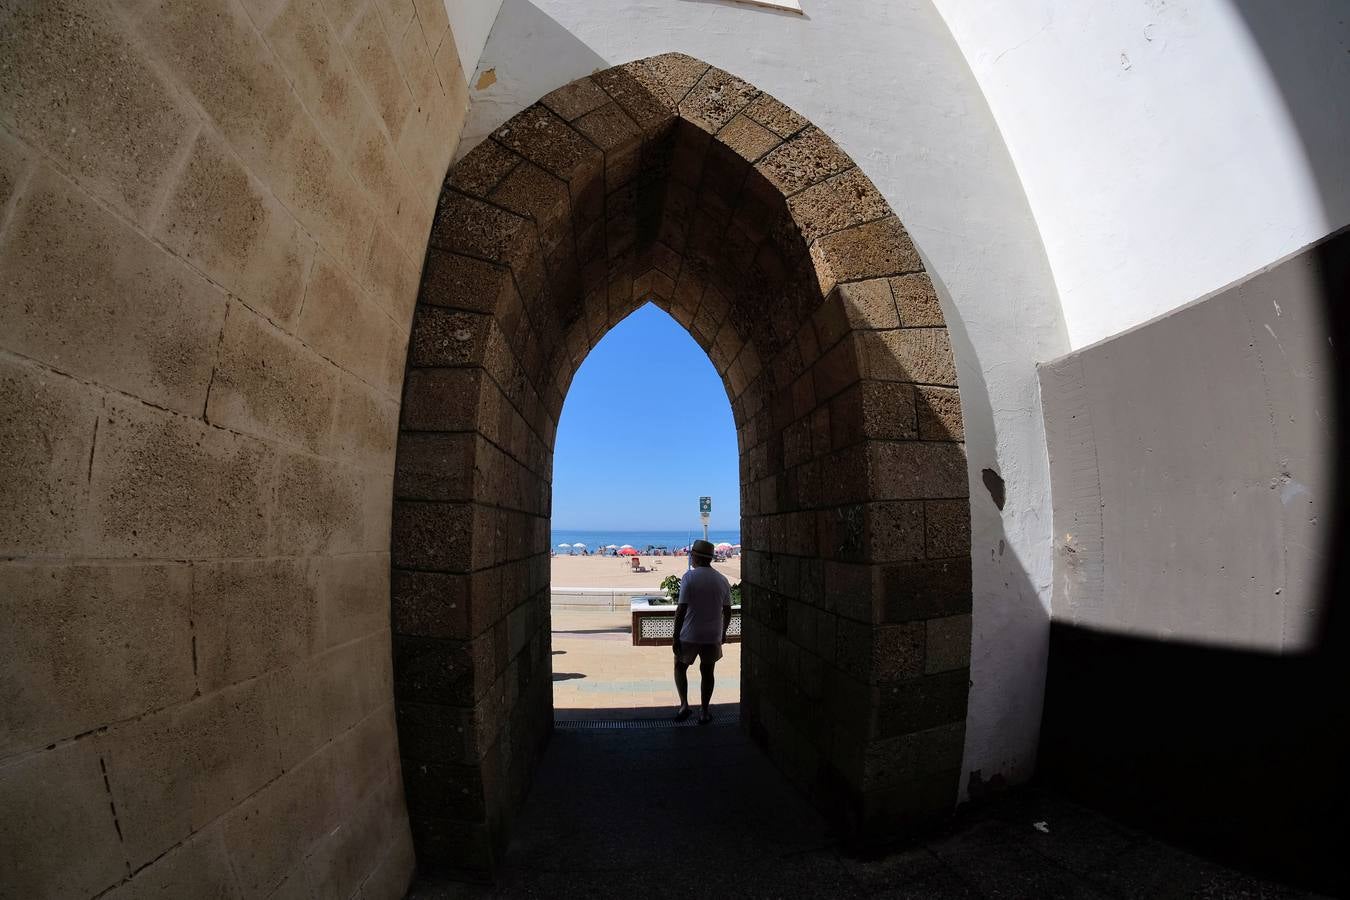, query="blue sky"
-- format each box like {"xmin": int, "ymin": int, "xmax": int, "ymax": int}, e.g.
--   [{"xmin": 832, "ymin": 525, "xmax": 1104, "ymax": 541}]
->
[{"xmin": 552, "ymin": 303, "xmax": 740, "ymax": 530}]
